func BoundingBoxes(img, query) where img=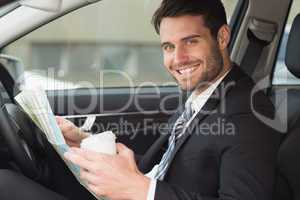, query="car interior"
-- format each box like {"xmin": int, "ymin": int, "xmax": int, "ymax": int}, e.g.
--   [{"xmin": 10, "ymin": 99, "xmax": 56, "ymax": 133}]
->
[
  {"xmin": 273, "ymin": 13, "xmax": 300, "ymax": 200},
  {"xmin": 0, "ymin": 0, "xmax": 300, "ymax": 199}
]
